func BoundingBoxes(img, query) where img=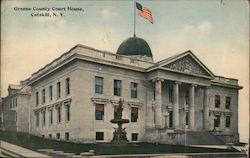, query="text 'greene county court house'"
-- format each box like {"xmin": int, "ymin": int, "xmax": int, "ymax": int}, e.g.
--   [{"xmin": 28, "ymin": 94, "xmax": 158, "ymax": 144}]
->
[{"xmin": 1, "ymin": 36, "xmax": 243, "ymax": 145}]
